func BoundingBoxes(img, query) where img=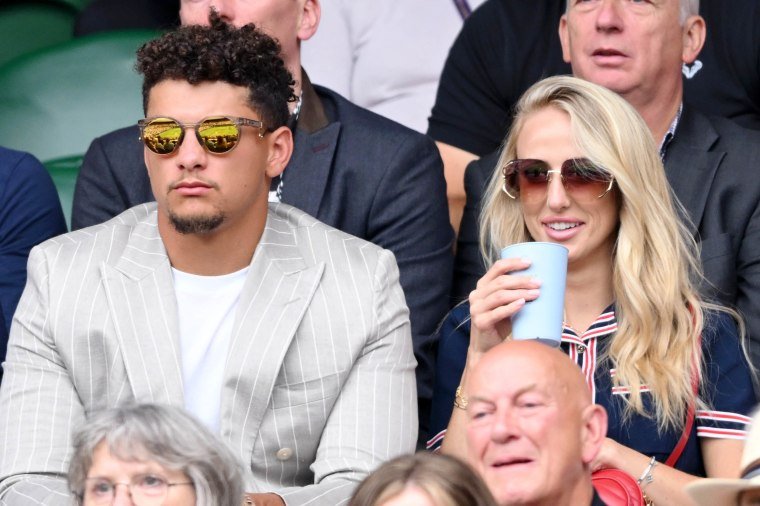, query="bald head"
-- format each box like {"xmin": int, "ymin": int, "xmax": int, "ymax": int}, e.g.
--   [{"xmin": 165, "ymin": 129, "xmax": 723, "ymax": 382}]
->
[
  {"xmin": 472, "ymin": 341, "xmax": 592, "ymax": 408},
  {"xmin": 465, "ymin": 341, "xmax": 607, "ymax": 506}
]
